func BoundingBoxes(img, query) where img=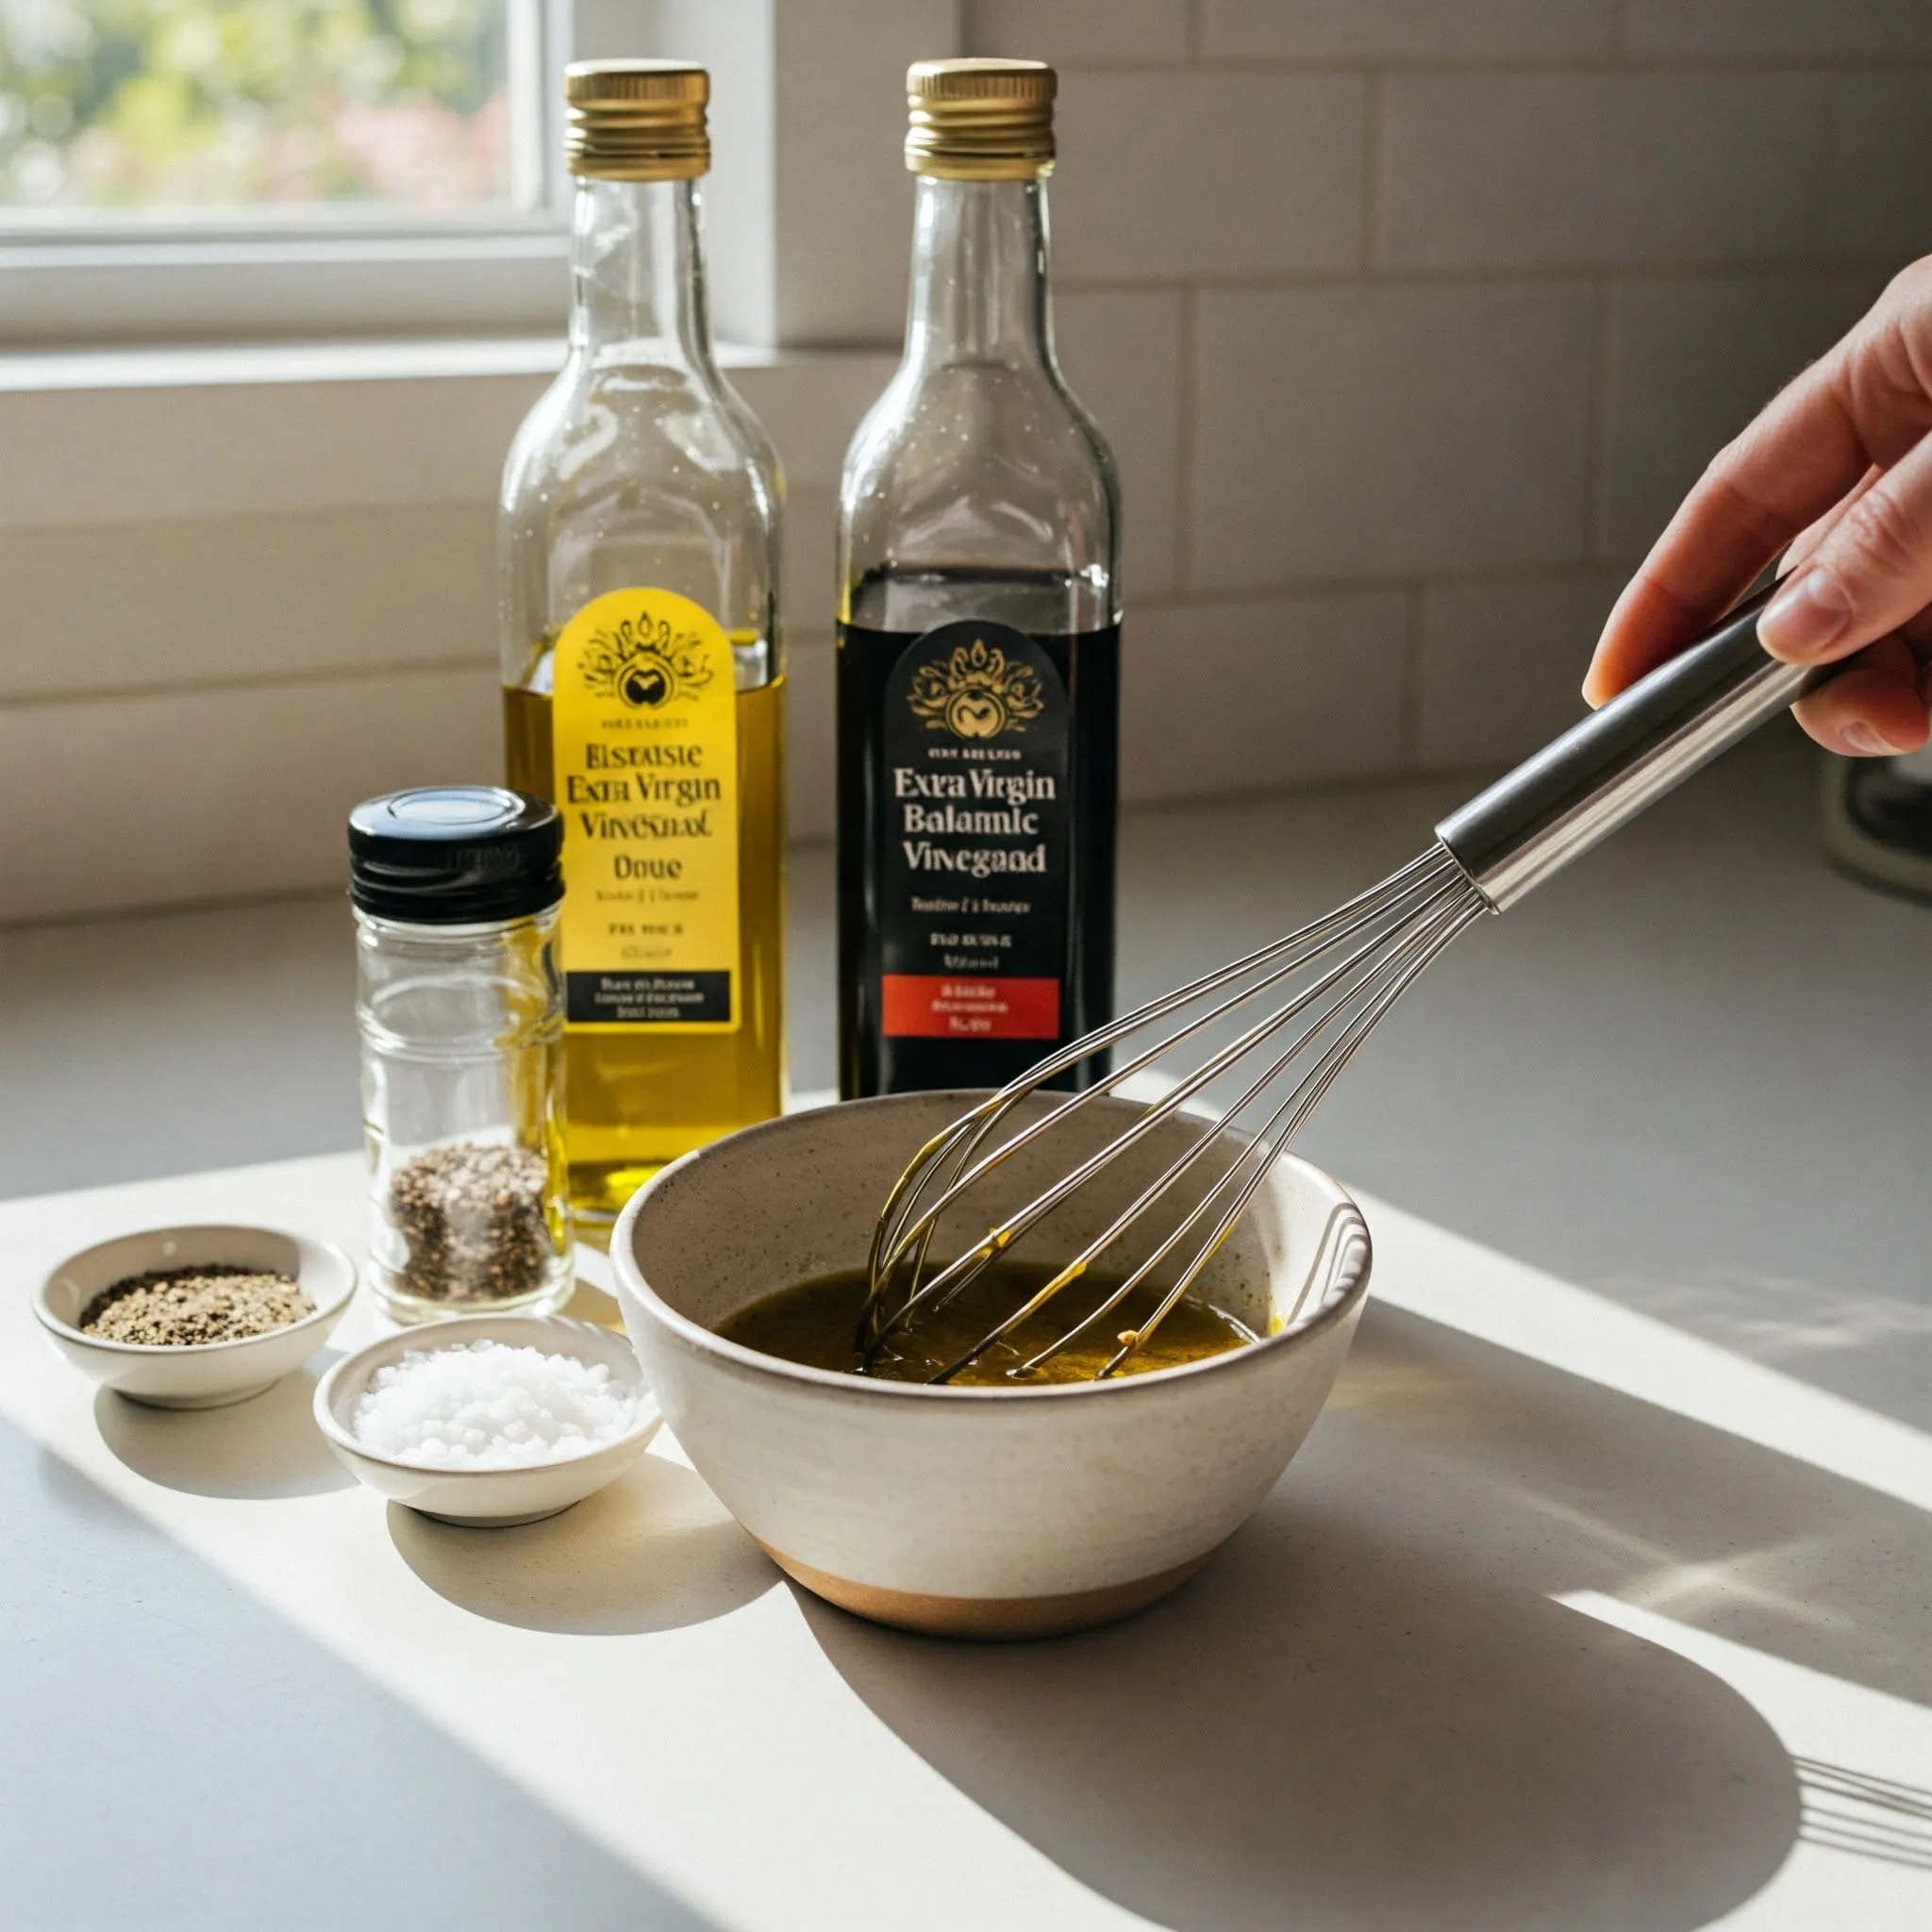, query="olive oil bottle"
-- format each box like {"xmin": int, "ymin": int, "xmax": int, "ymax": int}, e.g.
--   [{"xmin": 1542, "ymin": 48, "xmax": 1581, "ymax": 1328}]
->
[
  {"xmin": 837, "ymin": 59, "xmax": 1121, "ymax": 1099},
  {"xmin": 502, "ymin": 61, "xmax": 785, "ymax": 1228}
]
